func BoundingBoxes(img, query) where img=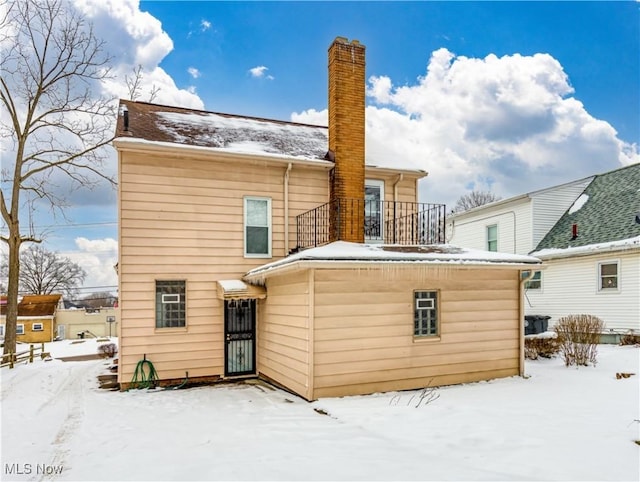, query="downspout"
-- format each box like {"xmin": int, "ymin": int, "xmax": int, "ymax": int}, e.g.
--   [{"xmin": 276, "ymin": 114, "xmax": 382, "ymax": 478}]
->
[
  {"xmin": 519, "ymin": 269, "xmax": 537, "ymax": 377},
  {"xmin": 393, "ymin": 174, "xmax": 403, "ymax": 202},
  {"xmin": 284, "ymin": 163, "xmax": 292, "ymax": 255}
]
